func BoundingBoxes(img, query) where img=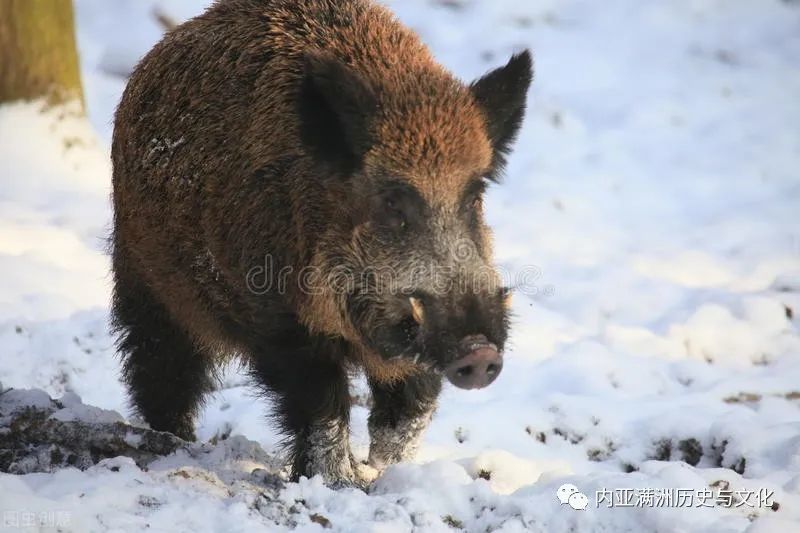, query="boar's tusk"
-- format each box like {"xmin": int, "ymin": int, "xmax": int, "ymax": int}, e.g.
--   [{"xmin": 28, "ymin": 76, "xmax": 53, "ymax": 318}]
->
[{"xmin": 409, "ymin": 296, "xmax": 425, "ymax": 324}]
